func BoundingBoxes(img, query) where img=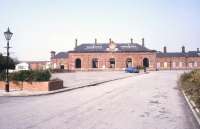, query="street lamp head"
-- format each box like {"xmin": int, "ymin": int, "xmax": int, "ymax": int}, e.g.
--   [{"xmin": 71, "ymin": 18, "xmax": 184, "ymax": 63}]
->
[{"xmin": 4, "ymin": 27, "xmax": 13, "ymax": 41}]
